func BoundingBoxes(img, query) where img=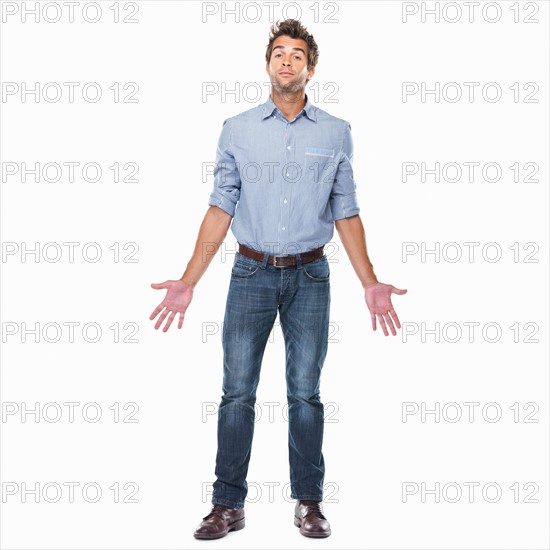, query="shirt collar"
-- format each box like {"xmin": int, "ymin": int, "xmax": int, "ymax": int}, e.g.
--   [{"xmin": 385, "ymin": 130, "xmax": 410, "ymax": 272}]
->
[{"xmin": 261, "ymin": 92, "xmax": 317, "ymax": 122}]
